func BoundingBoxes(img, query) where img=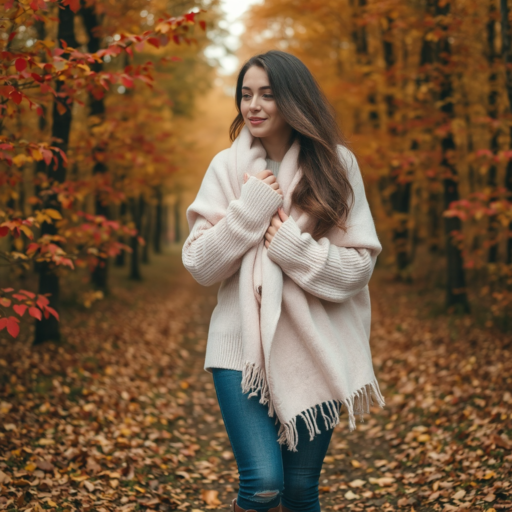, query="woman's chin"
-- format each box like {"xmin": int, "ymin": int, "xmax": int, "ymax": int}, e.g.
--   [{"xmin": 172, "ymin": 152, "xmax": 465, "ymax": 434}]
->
[{"xmin": 247, "ymin": 126, "xmax": 270, "ymax": 138}]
